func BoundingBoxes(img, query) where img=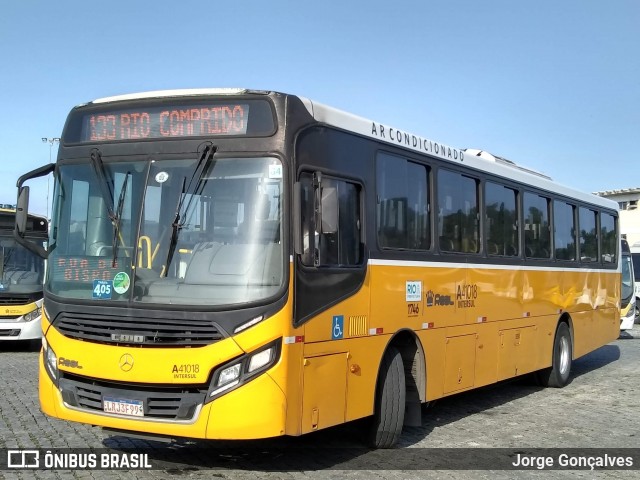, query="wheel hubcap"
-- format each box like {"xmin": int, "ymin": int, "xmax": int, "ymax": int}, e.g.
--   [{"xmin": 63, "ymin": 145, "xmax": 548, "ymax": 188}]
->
[{"xmin": 559, "ymin": 336, "xmax": 570, "ymax": 375}]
